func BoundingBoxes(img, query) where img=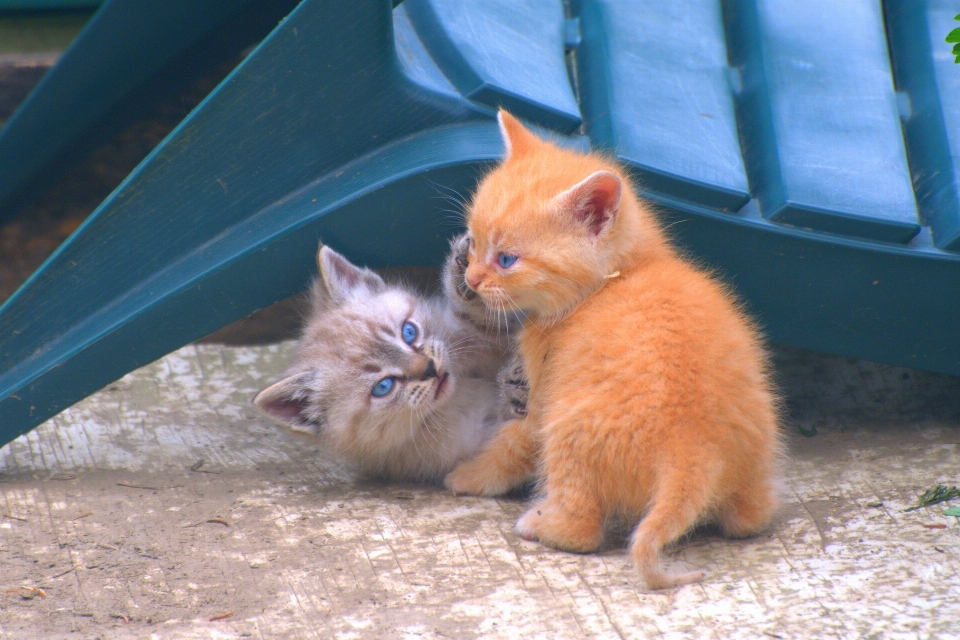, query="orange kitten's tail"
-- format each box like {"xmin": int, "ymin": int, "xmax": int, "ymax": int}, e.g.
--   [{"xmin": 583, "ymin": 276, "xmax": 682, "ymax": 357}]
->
[
  {"xmin": 629, "ymin": 485, "xmax": 710, "ymax": 589},
  {"xmin": 631, "ymin": 537, "xmax": 705, "ymax": 590}
]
